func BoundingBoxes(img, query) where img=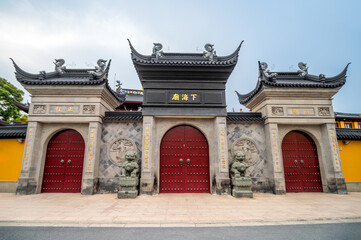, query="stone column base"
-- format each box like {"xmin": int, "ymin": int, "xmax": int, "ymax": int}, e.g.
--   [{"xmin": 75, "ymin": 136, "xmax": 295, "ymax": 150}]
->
[
  {"xmin": 16, "ymin": 178, "xmax": 37, "ymax": 195},
  {"xmin": 215, "ymin": 176, "xmax": 231, "ymax": 195},
  {"xmin": 327, "ymin": 177, "xmax": 347, "ymax": 194},
  {"xmin": 140, "ymin": 177, "xmax": 155, "ymax": 195},
  {"xmin": 81, "ymin": 178, "xmax": 98, "ymax": 195},
  {"xmin": 271, "ymin": 177, "xmax": 286, "ymax": 195}
]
